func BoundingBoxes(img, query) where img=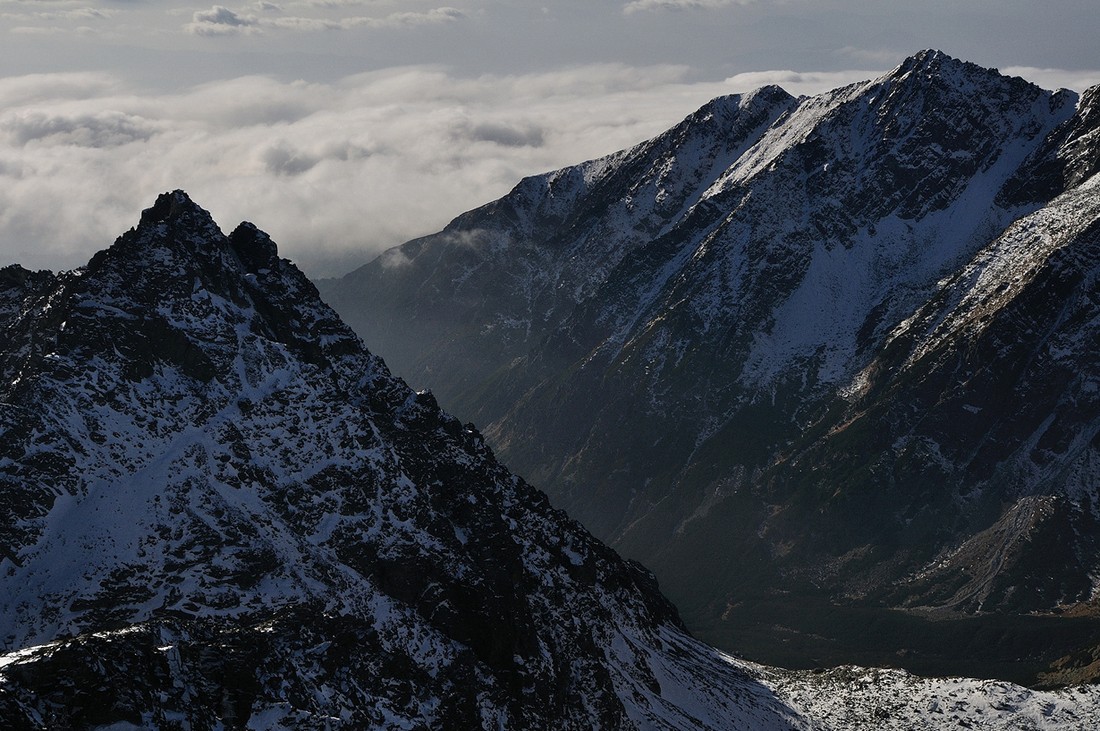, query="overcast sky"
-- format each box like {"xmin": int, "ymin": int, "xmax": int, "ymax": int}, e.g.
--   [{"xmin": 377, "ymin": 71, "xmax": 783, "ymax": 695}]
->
[{"xmin": 2, "ymin": 0, "xmax": 1099, "ymax": 277}]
